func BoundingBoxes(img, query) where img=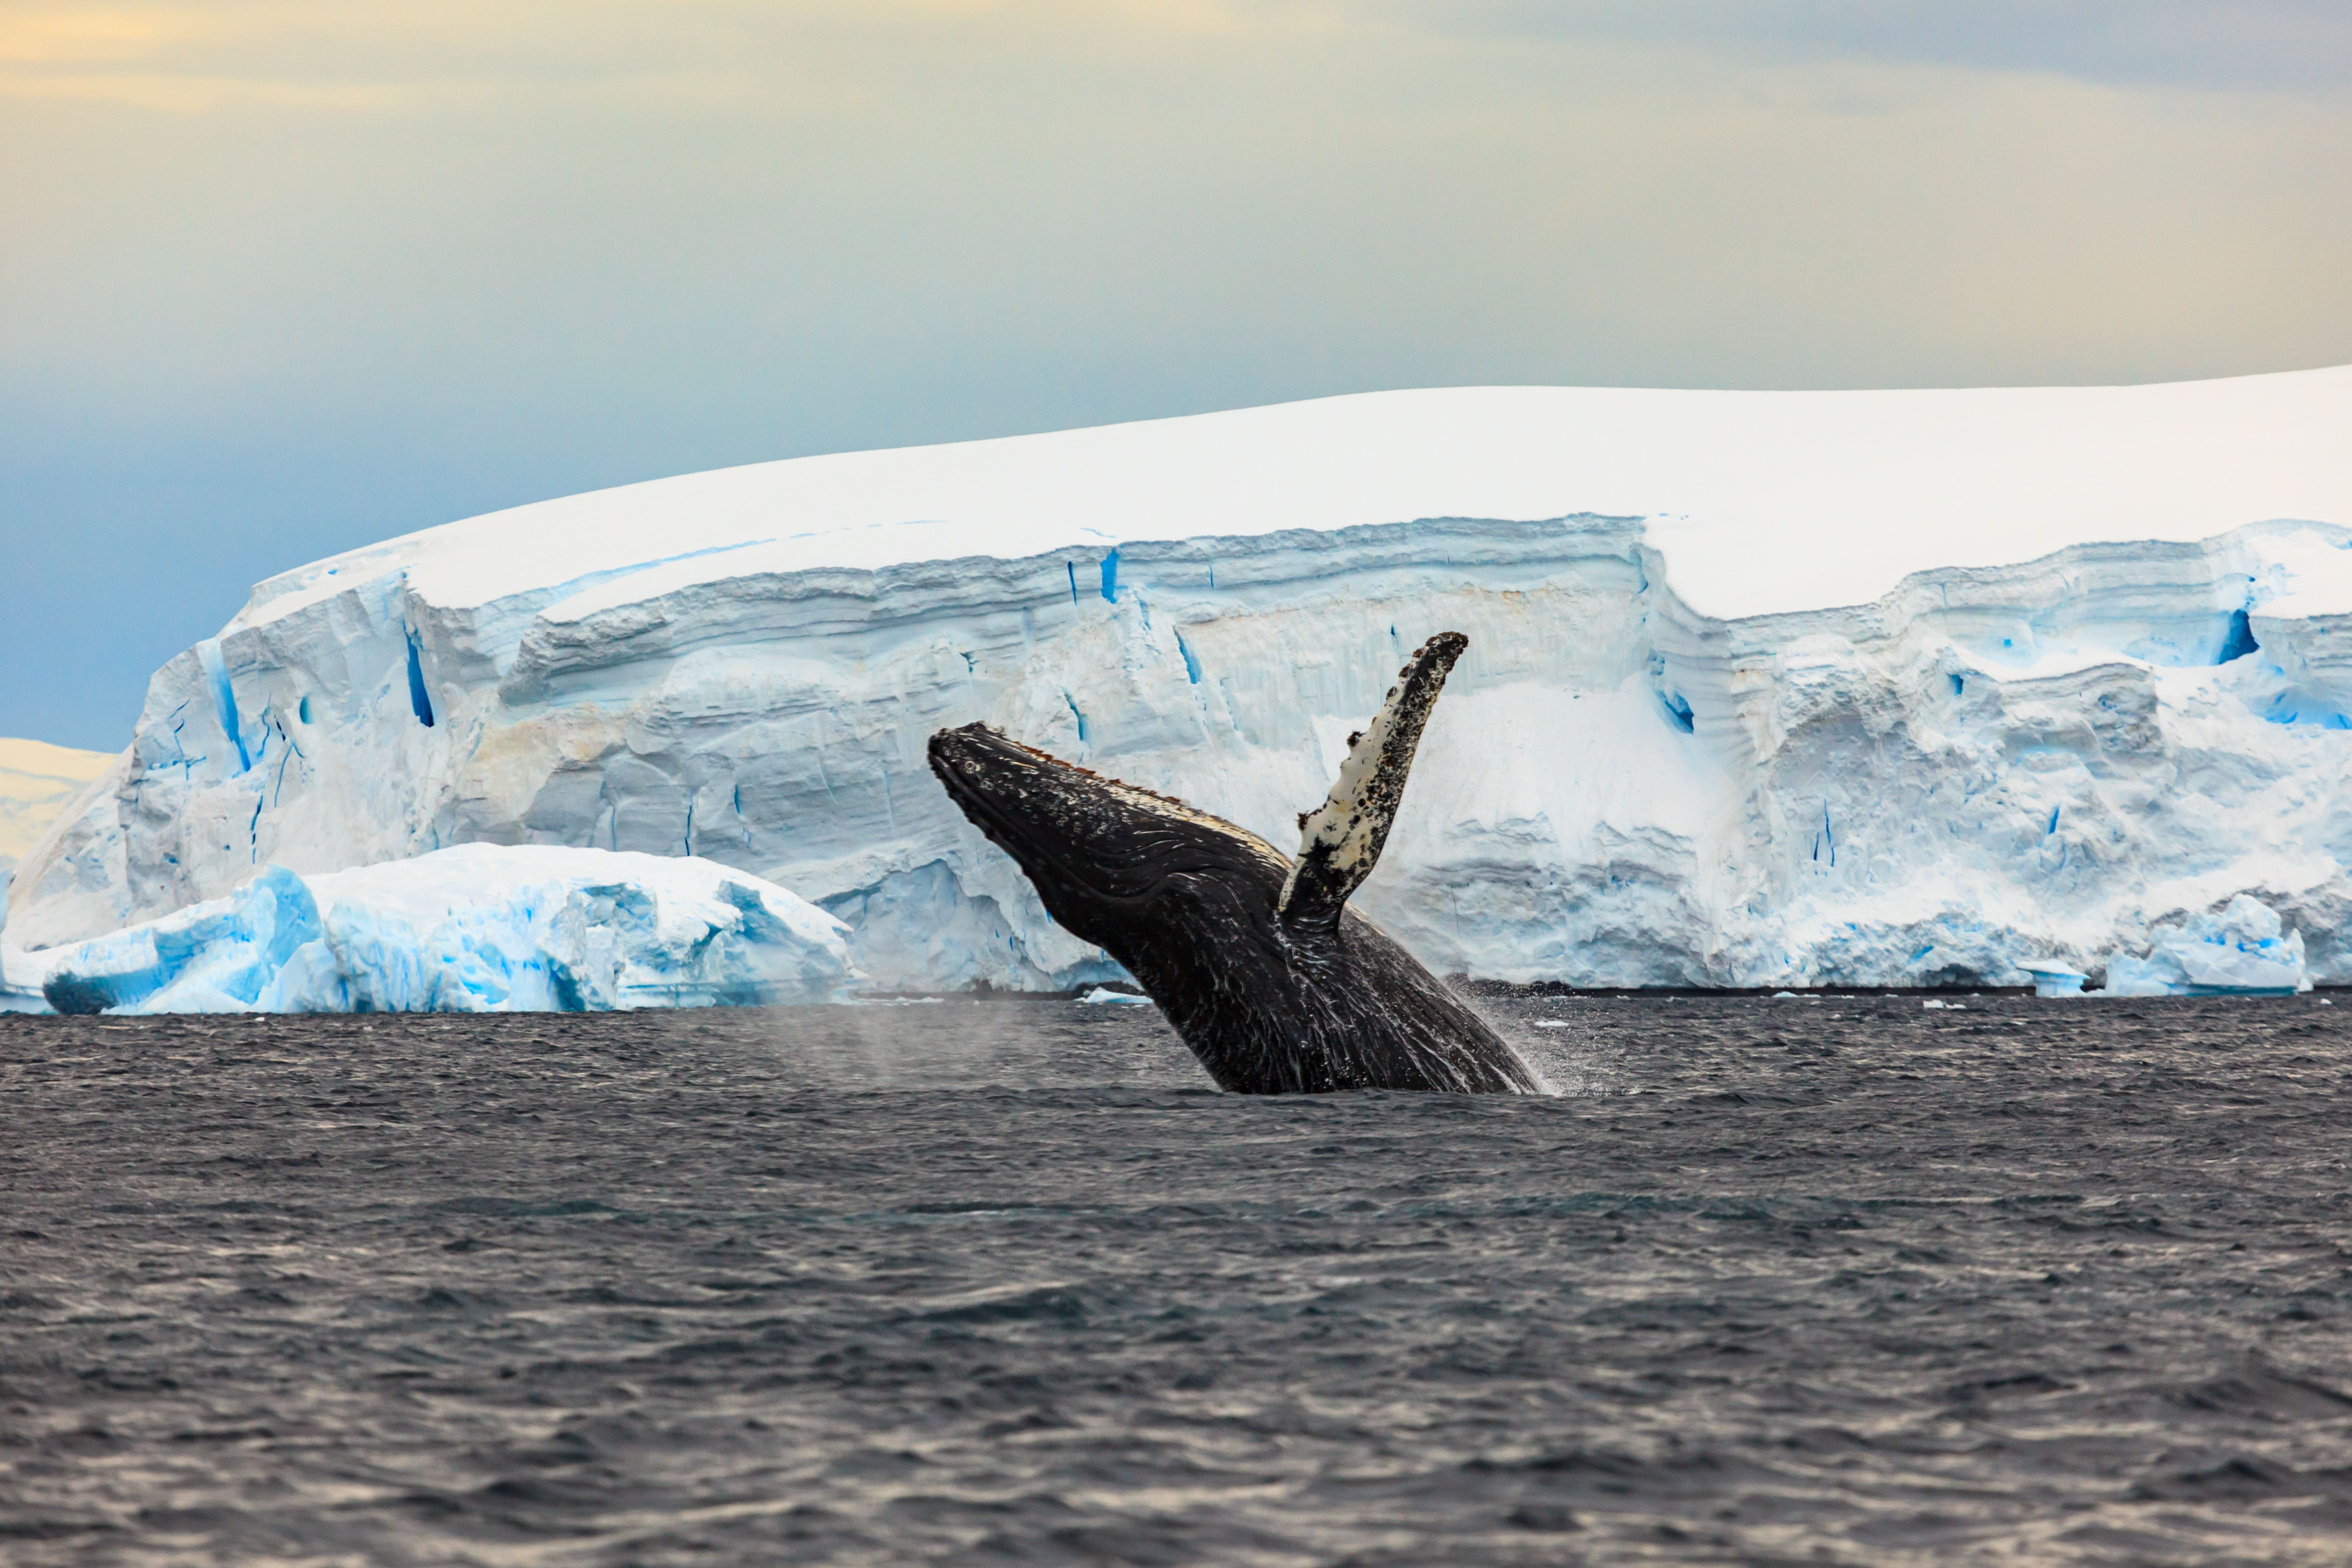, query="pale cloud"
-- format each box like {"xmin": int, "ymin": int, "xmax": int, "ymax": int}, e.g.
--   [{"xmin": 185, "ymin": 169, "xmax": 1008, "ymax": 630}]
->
[
  {"xmin": 6, "ymin": 2, "xmax": 2347, "ymax": 377},
  {"xmin": 12, "ymin": 1, "xmax": 2342, "ymax": 119},
  {"xmin": 6, "ymin": 0, "xmax": 2348, "ymax": 395},
  {"xmin": 0, "ymin": 1, "xmax": 1325, "ymax": 111},
  {"xmin": 7, "ymin": 1, "xmax": 2341, "ymax": 151},
  {"xmin": 1373, "ymin": 1, "xmax": 2352, "ymax": 93},
  {"xmin": 0, "ymin": 10, "xmax": 180, "ymax": 65}
]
